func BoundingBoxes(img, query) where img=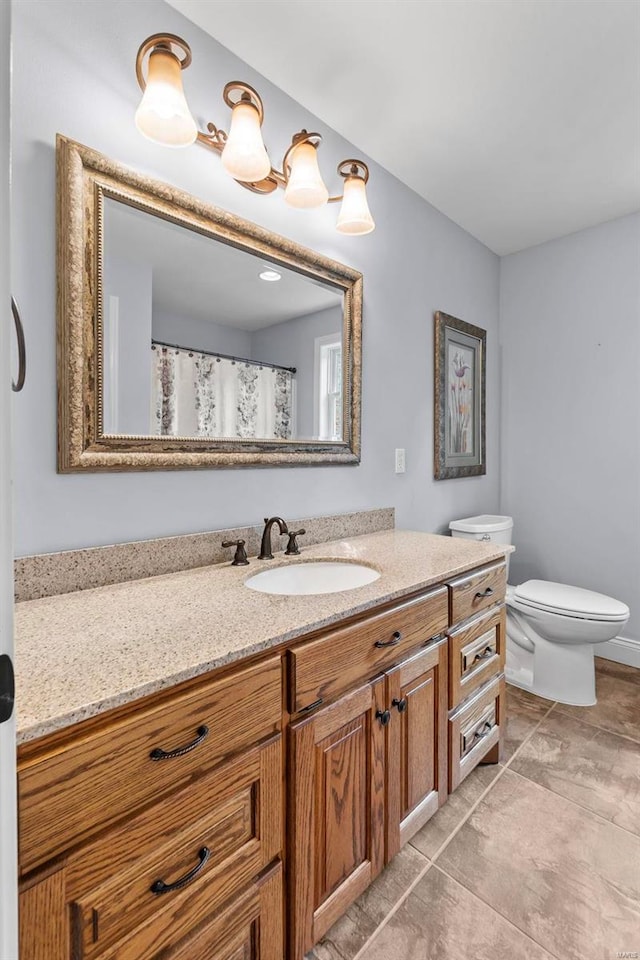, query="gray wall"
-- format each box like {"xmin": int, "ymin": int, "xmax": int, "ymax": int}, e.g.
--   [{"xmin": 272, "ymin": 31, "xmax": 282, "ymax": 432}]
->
[
  {"xmin": 103, "ymin": 256, "xmax": 153, "ymax": 435},
  {"xmin": 251, "ymin": 306, "xmax": 342, "ymax": 438},
  {"xmin": 152, "ymin": 310, "xmax": 252, "ymax": 358},
  {"xmin": 11, "ymin": 0, "xmax": 500, "ymax": 556},
  {"xmin": 500, "ymin": 213, "xmax": 640, "ymax": 642}
]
